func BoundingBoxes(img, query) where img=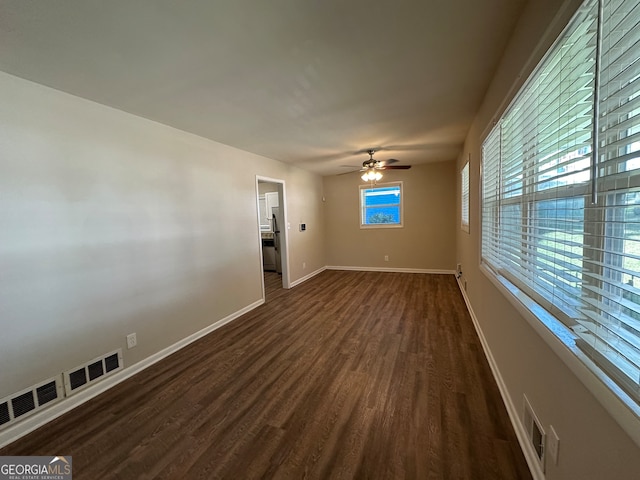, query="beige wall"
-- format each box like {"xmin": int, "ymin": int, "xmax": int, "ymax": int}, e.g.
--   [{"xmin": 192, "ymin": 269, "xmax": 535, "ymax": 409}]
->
[
  {"xmin": 286, "ymin": 171, "xmax": 326, "ymax": 280},
  {"xmin": 457, "ymin": 0, "xmax": 640, "ymax": 478},
  {"xmin": 324, "ymin": 162, "xmax": 456, "ymax": 271},
  {"xmin": 0, "ymin": 71, "xmax": 325, "ymax": 399}
]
